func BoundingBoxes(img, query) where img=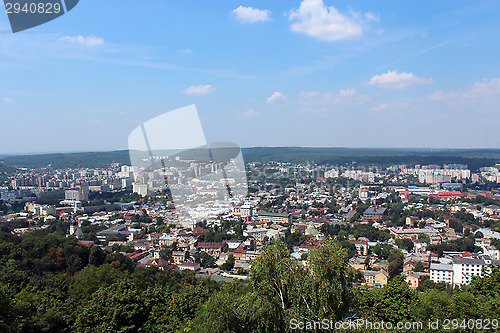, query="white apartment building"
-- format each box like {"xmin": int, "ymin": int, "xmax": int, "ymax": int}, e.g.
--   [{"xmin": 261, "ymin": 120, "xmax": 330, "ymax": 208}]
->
[
  {"xmin": 133, "ymin": 183, "xmax": 149, "ymax": 197},
  {"xmin": 452, "ymin": 257, "xmax": 491, "ymax": 285},
  {"xmin": 430, "ymin": 257, "xmax": 495, "ymax": 286},
  {"xmin": 65, "ymin": 187, "xmax": 89, "ymax": 201},
  {"xmin": 429, "ymin": 263, "xmax": 454, "ymax": 284},
  {"xmin": 324, "ymin": 169, "xmax": 339, "ymax": 178}
]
